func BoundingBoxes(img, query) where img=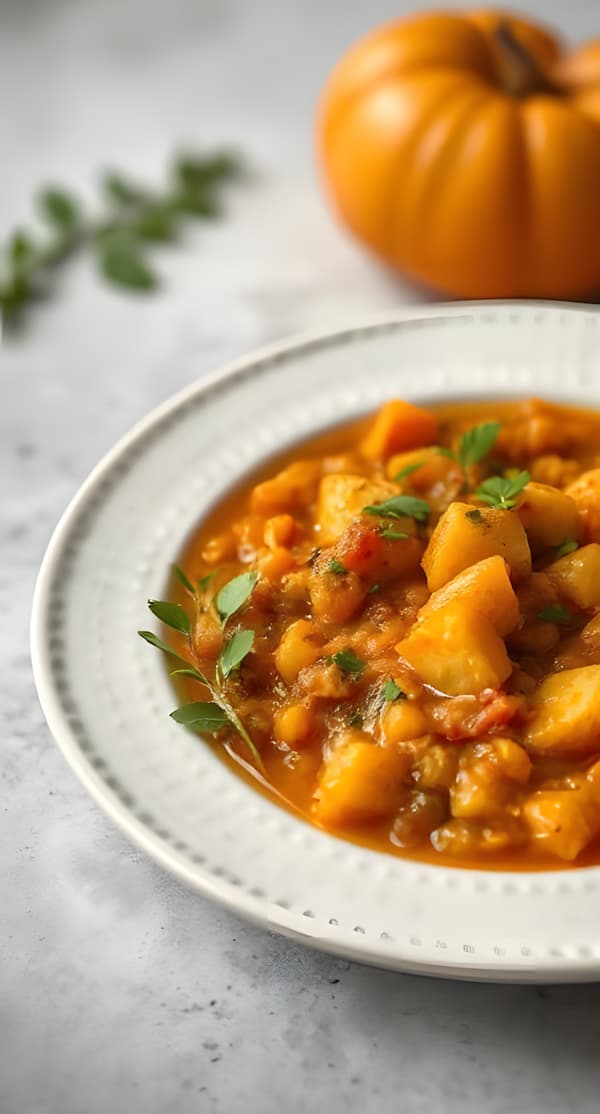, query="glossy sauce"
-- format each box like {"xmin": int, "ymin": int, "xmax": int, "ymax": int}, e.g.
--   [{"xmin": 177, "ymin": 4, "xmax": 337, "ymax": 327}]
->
[{"xmin": 172, "ymin": 398, "xmax": 600, "ymax": 870}]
